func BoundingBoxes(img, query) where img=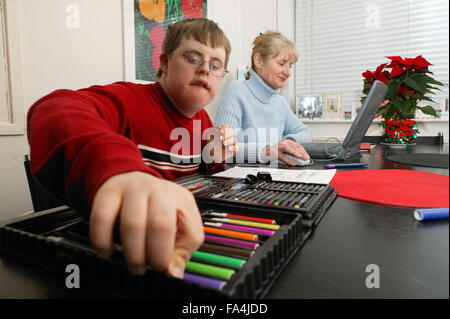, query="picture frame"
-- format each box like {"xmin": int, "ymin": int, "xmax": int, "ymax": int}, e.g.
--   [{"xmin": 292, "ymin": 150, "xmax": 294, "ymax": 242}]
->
[
  {"xmin": 322, "ymin": 92, "xmax": 342, "ymax": 119},
  {"xmin": 123, "ymin": 0, "xmax": 208, "ymax": 84},
  {"xmin": 296, "ymin": 95, "xmax": 322, "ymax": 119}
]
